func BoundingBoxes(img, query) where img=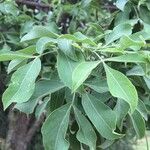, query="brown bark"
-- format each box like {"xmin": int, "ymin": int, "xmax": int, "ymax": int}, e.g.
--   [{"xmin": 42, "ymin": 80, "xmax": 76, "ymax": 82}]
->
[
  {"xmin": 4, "ymin": 109, "xmax": 45, "ymax": 150},
  {"xmin": 15, "ymin": 0, "xmax": 51, "ymax": 12}
]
